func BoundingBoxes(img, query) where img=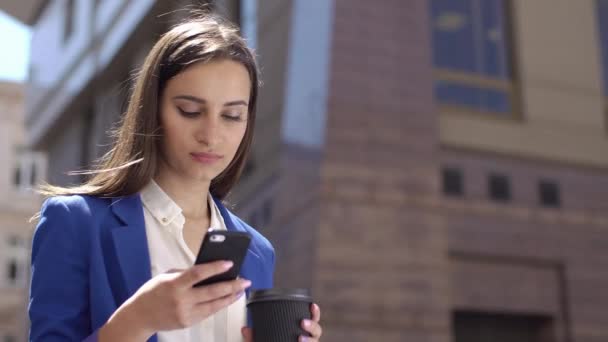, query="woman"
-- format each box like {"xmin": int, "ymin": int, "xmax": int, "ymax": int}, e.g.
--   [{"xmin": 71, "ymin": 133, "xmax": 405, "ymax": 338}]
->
[{"xmin": 28, "ymin": 14, "xmax": 322, "ymax": 342}]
